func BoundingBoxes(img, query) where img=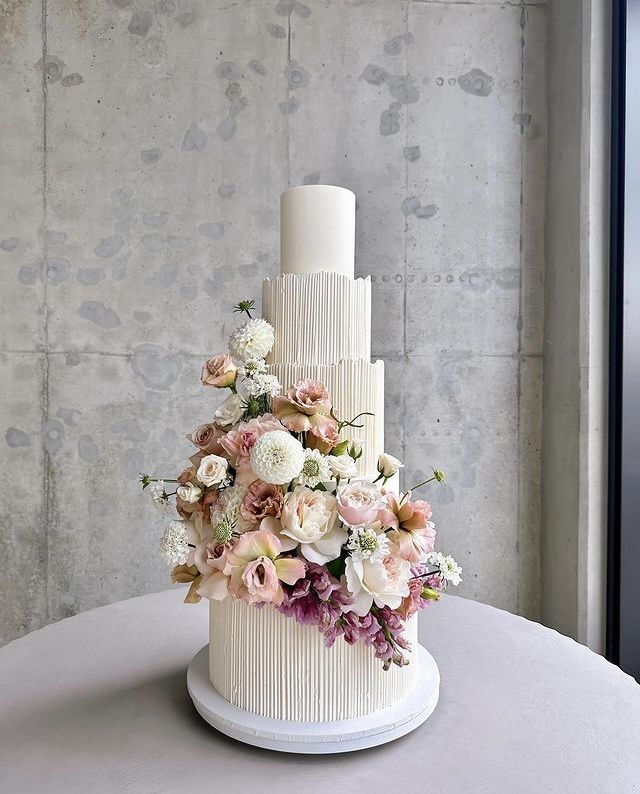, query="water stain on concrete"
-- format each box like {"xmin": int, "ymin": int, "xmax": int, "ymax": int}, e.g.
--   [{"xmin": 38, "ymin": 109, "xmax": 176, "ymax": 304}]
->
[
  {"xmin": 458, "ymin": 68, "xmax": 494, "ymax": 97},
  {"xmin": 18, "ymin": 265, "xmax": 38, "ymax": 285},
  {"xmin": 249, "ymin": 60, "xmax": 267, "ymax": 76},
  {"xmin": 94, "ymin": 235, "xmax": 125, "ymax": 258},
  {"xmin": 140, "ymin": 148, "xmax": 161, "ymax": 164},
  {"xmin": 61, "ymin": 73, "xmax": 84, "ymax": 87},
  {"xmin": 121, "ymin": 447, "xmax": 145, "ymax": 478},
  {"xmin": 217, "ymin": 116, "xmax": 237, "ymax": 141},
  {"xmin": 143, "ymin": 211, "xmax": 169, "ymax": 228},
  {"xmin": 387, "ymin": 74, "xmax": 419, "ymax": 104},
  {"xmin": 146, "ymin": 264, "xmax": 178, "ymax": 288},
  {"xmin": 198, "ymin": 222, "xmax": 225, "ymax": 240},
  {"xmin": 380, "ymin": 106, "xmax": 401, "ymax": 136},
  {"xmin": 56, "ymin": 407, "xmax": 82, "ymax": 427},
  {"xmin": 403, "ymin": 145, "xmax": 421, "ymax": 162},
  {"xmin": 36, "ymin": 55, "xmax": 65, "ymax": 83},
  {"xmin": 132, "ymin": 344, "xmax": 183, "ymax": 390},
  {"xmin": 287, "ymin": 61, "xmax": 309, "ymax": 90},
  {"xmin": 112, "ymin": 418, "xmax": 148, "ymax": 443},
  {"xmin": 141, "ymin": 233, "xmax": 165, "ymax": 253},
  {"xmin": 42, "ymin": 420, "xmax": 64, "ymax": 455},
  {"xmin": 134, "ymin": 310, "xmax": 151, "ymax": 324},
  {"xmin": 362, "ymin": 63, "xmax": 388, "ymax": 86},
  {"xmin": 111, "ymin": 0, "xmax": 133, "ymax": 8},
  {"xmin": 1, "ymin": 237, "xmax": 19, "ymax": 251},
  {"xmin": 127, "ymin": 10, "xmax": 152, "ymax": 36},
  {"xmin": 303, "ymin": 172, "xmax": 320, "ymax": 185},
  {"xmin": 44, "ymin": 257, "xmax": 70, "ymax": 285},
  {"xmin": 157, "ymin": 0, "xmax": 175, "ymax": 12},
  {"xmin": 78, "ymin": 301, "xmax": 121, "ymax": 329},
  {"xmin": 140, "ymin": 34, "xmax": 168, "ymax": 65},
  {"xmin": 45, "ymin": 230, "xmax": 67, "ymax": 247},
  {"xmin": 266, "ymin": 22, "xmax": 287, "ymax": 38},
  {"xmin": 279, "ymin": 97, "xmax": 300, "ymax": 115},
  {"xmin": 402, "ymin": 196, "xmax": 438, "ymax": 220},
  {"xmin": 78, "ymin": 434, "xmax": 99, "ymax": 463},
  {"xmin": 77, "ymin": 266, "xmax": 105, "ymax": 286},
  {"xmin": 181, "ymin": 122, "xmax": 207, "ymax": 152},
  {"xmin": 180, "ymin": 285, "xmax": 198, "ymax": 301},
  {"xmin": 215, "ymin": 61, "xmax": 241, "ymax": 81},
  {"xmin": 218, "ymin": 183, "xmax": 235, "ymax": 199},
  {"xmin": 175, "ymin": 11, "xmax": 197, "ymax": 27},
  {"xmin": 276, "ymin": 0, "xmax": 310, "ymax": 18},
  {"xmin": 384, "ymin": 33, "xmax": 413, "ymax": 56},
  {"xmin": 6, "ymin": 427, "xmax": 30, "ymax": 447}
]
